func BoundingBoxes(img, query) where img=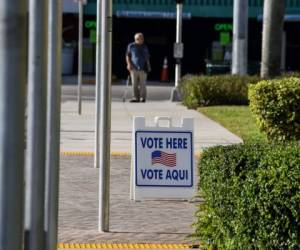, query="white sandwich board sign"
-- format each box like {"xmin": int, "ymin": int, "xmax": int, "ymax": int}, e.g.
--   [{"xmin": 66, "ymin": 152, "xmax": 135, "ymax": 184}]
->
[{"xmin": 130, "ymin": 117, "xmax": 194, "ymax": 200}]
